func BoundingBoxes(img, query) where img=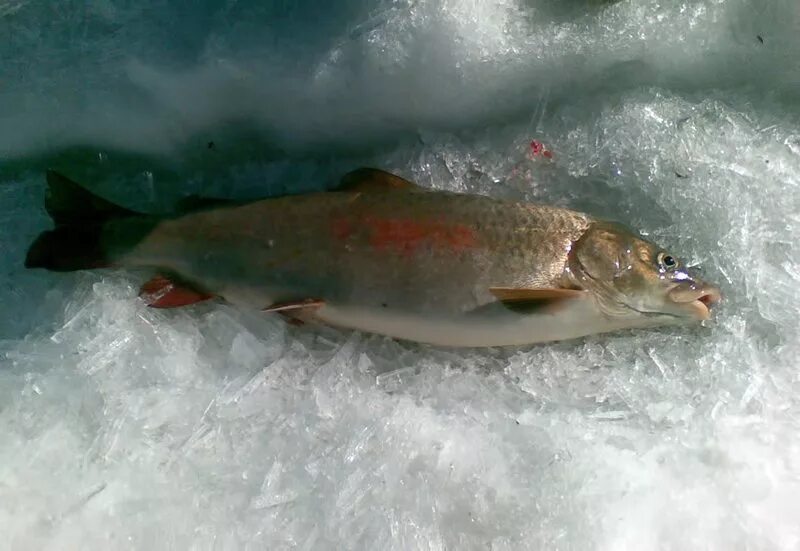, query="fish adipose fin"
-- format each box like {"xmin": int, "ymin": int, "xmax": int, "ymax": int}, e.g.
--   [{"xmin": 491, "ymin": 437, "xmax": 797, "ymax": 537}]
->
[
  {"xmin": 25, "ymin": 171, "xmax": 151, "ymax": 272},
  {"xmin": 489, "ymin": 287, "xmax": 586, "ymax": 314},
  {"xmin": 336, "ymin": 168, "xmax": 422, "ymax": 193},
  {"xmin": 139, "ymin": 275, "xmax": 215, "ymax": 308}
]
